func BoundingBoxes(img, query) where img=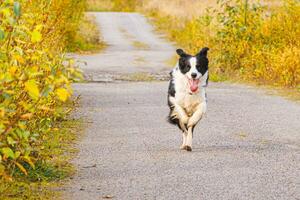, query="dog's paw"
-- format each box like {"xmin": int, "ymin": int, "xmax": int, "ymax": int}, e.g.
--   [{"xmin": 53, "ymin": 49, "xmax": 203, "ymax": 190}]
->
[{"xmin": 186, "ymin": 146, "xmax": 192, "ymax": 152}]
